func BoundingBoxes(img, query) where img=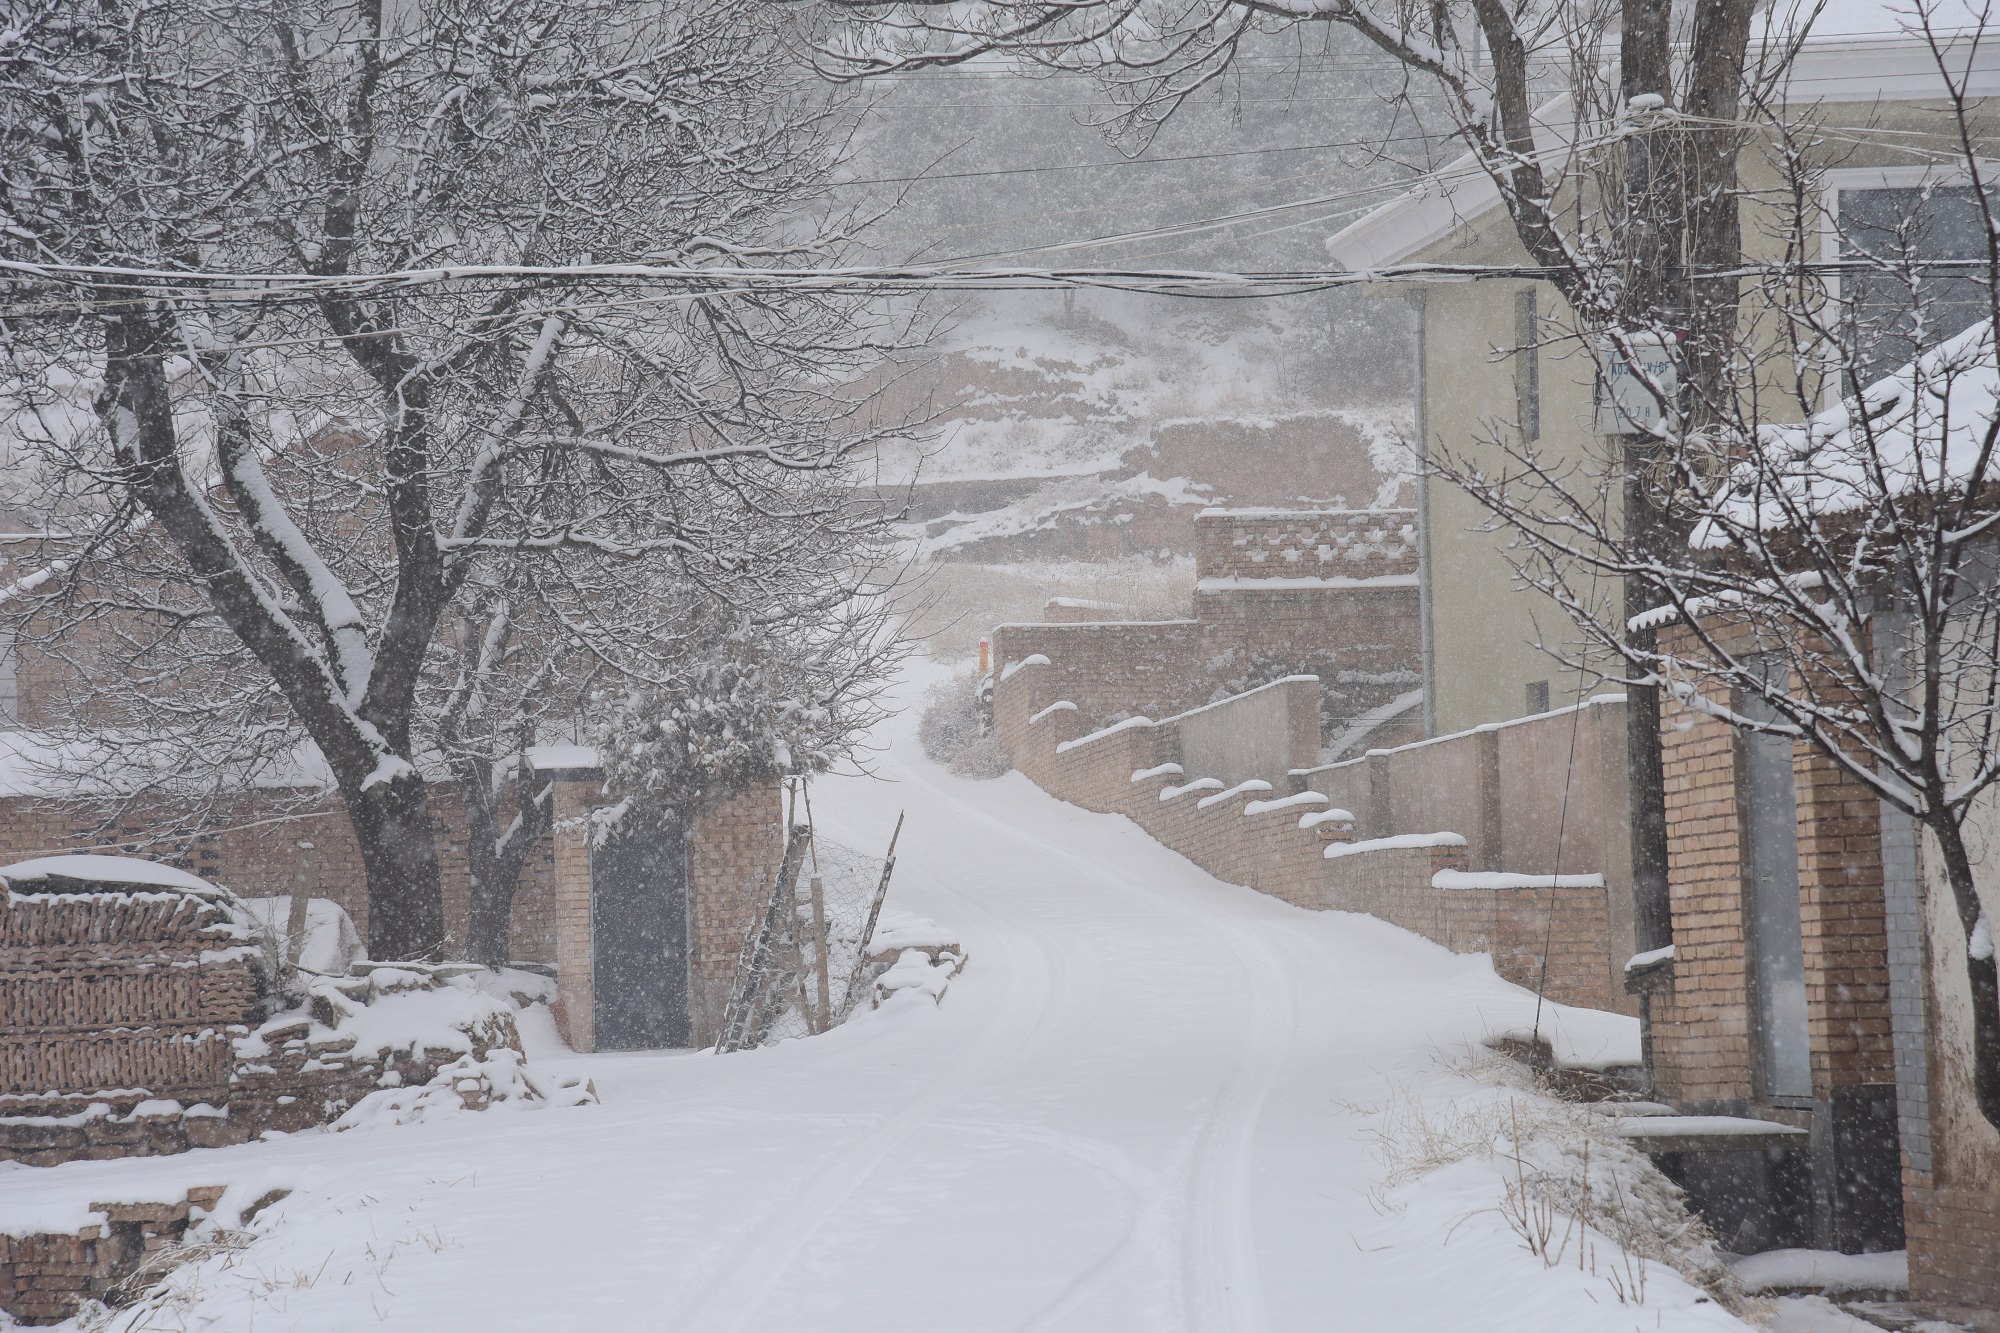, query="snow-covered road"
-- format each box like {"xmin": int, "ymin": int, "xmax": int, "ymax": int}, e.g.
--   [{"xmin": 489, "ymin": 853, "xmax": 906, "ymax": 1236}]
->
[{"xmin": 12, "ymin": 683, "xmax": 1756, "ymax": 1332}]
